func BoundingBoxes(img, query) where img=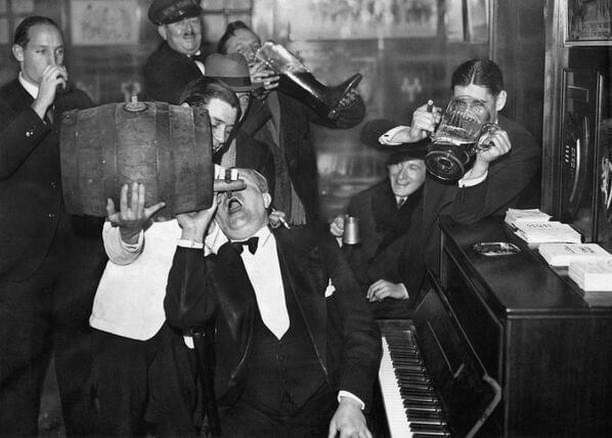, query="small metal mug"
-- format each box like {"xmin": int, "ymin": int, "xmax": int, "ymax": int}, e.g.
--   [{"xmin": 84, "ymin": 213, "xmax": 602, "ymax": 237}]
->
[{"xmin": 343, "ymin": 216, "xmax": 361, "ymax": 245}]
